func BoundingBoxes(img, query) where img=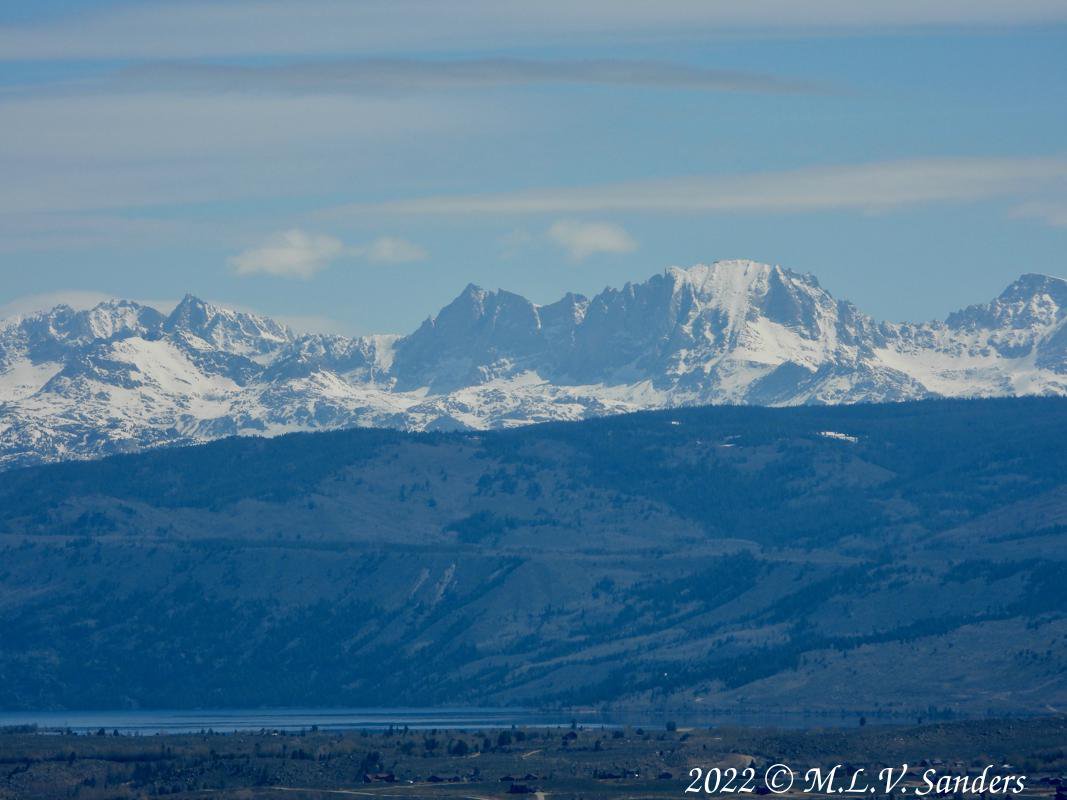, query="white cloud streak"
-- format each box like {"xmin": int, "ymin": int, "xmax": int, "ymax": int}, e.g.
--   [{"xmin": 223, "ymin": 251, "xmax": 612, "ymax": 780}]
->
[
  {"xmin": 116, "ymin": 58, "xmax": 820, "ymax": 95},
  {"xmin": 325, "ymin": 157, "xmax": 1067, "ymax": 217},
  {"xmin": 0, "ymin": 92, "xmax": 471, "ymax": 216},
  {"xmin": 229, "ymin": 231, "xmax": 428, "ymax": 278},
  {"xmin": 0, "ymin": 213, "xmax": 189, "ymax": 253},
  {"xmin": 2, "ymin": 1, "xmax": 1065, "ymax": 61},
  {"xmin": 230, "ymin": 229, "xmax": 344, "ymax": 279},
  {"xmin": 0, "ymin": 93, "xmax": 455, "ymax": 162},
  {"xmin": 355, "ymin": 237, "xmax": 428, "ymax": 263},
  {"xmin": 1010, "ymin": 201, "xmax": 1067, "ymax": 228},
  {"xmin": 548, "ymin": 220, "xmax": 638, "ymax": 261}
]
